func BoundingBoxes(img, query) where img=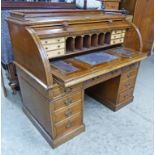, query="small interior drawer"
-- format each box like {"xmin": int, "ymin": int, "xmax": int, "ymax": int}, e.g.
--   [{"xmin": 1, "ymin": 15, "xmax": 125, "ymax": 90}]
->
[
  {"xmin": 41, "ymin": 37, "xmax": 65, "ymax": 45},
  {"xmin": 43, "ymin": 43, "xmax": 65, "ymax": 51},
  {"xmin": 112, "ymin": 30, "xmax": 126, "ymax": 35},
  {"xmin": 46, "ymin": 49, "xmax": 65, "ymax": 58},
  {"xmin": 54, "ymin": 113, "xmax": 82, "ymax": 138},
  {"xmin": 54, "ymin": 101, "xmax": 81, "ymax": 123},
  {"xmin": 53, "ymin": 91, "xmax": 82, "ymax": 111},
  {"xmin": 111, "ymin": 33, "xmax": 125, "ymax": 39},
  {"xmin": 110, "ymin": 38, "xmax": 124, "ymax": 45}
]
